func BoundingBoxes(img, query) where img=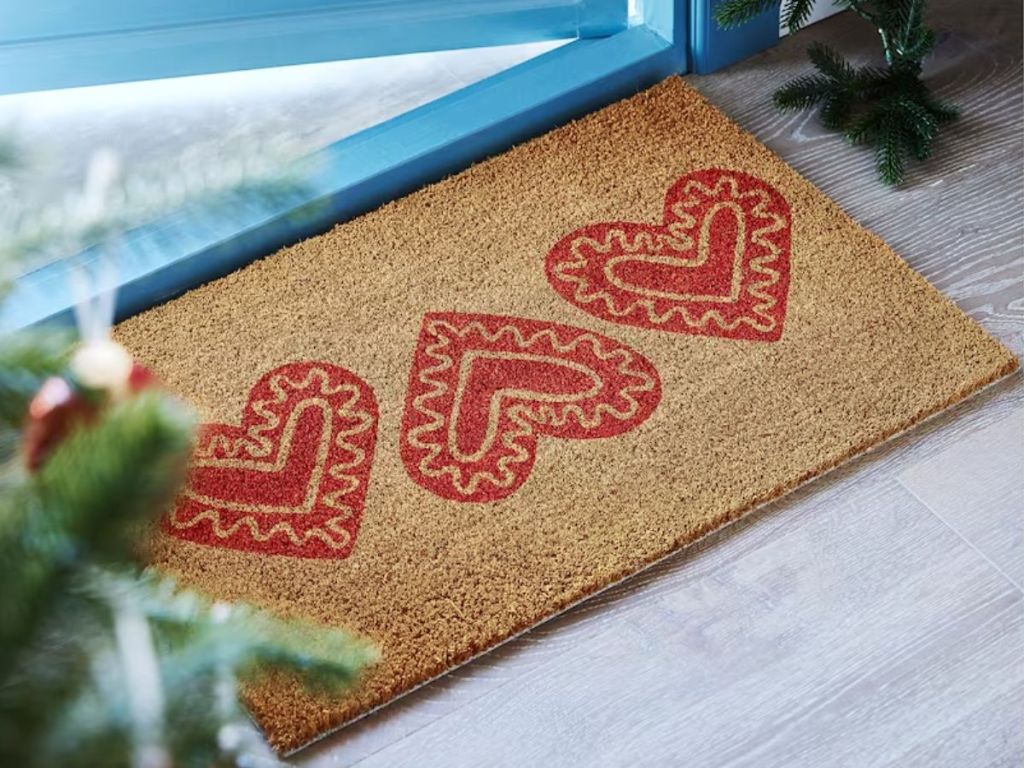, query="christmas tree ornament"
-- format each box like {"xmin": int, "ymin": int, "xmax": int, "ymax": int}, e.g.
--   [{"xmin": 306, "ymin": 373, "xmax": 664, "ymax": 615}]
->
[
  {"xmin": 21, "ymin": 242, "xmax": 157, "ymax": 471},
  {"xmin": 23, "ymin": 376, "xmax": 96, "ymax": 472},
  {"xmin": 70, "ymin": 338, "xmax": 154, "ymax": 401},
  {"xmin": 23, "ymin": 340, "xmax": 156, "ymax": 472}
]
